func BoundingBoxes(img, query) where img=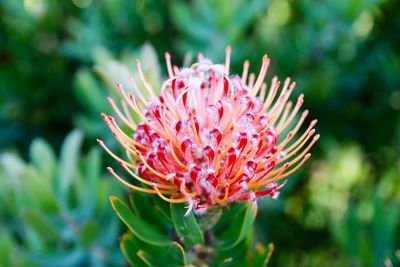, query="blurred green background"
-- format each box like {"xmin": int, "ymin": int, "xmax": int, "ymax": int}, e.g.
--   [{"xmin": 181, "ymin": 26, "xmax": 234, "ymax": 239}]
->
[{"xmin": 0, "ymin": 0, "xmax": 399, "ymax": 266}]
